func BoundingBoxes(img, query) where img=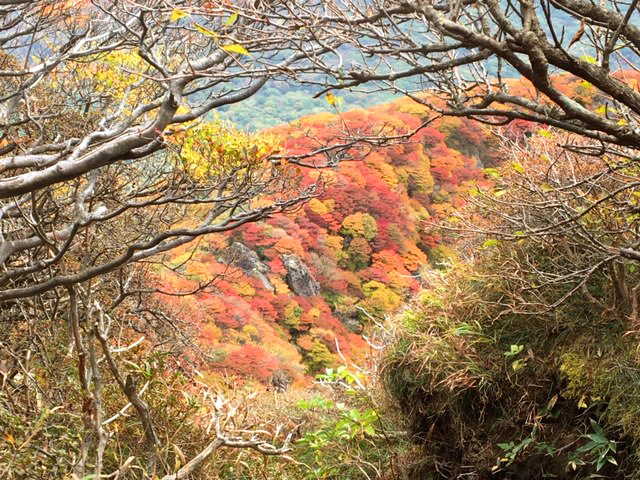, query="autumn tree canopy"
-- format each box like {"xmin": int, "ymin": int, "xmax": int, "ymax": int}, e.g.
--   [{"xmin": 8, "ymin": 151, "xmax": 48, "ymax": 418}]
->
[{"xmin": 288, "ymin": 0, "xmax": 640, "ymax": 310}]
